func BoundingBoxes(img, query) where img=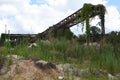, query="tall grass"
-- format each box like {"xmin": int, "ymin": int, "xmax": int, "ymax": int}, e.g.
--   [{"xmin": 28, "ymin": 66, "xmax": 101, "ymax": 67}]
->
[
  {"xmin": 0, "ymin": 47, "xmax": 5, "ymax": 70},
  {"xmin": 0, "ymin": 37, "xmax": 120, "ymax": 76}
]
